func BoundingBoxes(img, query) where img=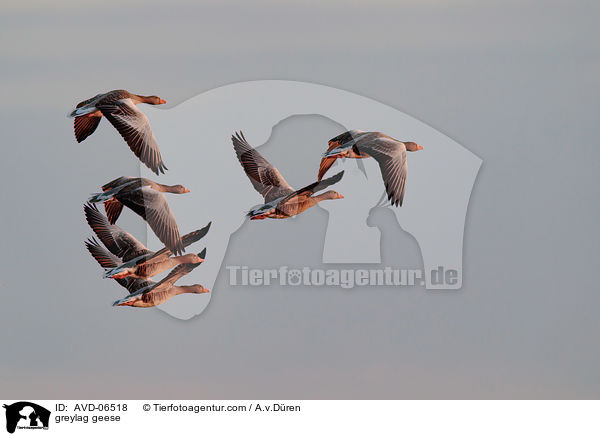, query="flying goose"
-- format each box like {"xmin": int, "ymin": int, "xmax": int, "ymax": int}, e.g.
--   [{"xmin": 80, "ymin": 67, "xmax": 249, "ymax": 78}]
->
[
  {"xmin": 69, "ymin": 89, "xmax": 167, "ymax": 175},
  {"xmin": 84, "ymin": 203, "xmax": 210, "ymax": 279},
  {"xmin": 231, "ymin": 131, "xmax": 345, "ymax": 219},
  {"xmin": 319, "ymin": 130, "xmax": 423, "ymax": 206},
  {"xmin": 112, "ymin": 249, "xmax": 209, "ymax": 308},
  {"xmin": 89, "ymin": 177, "xmax": 190, "ymax": 255}
]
